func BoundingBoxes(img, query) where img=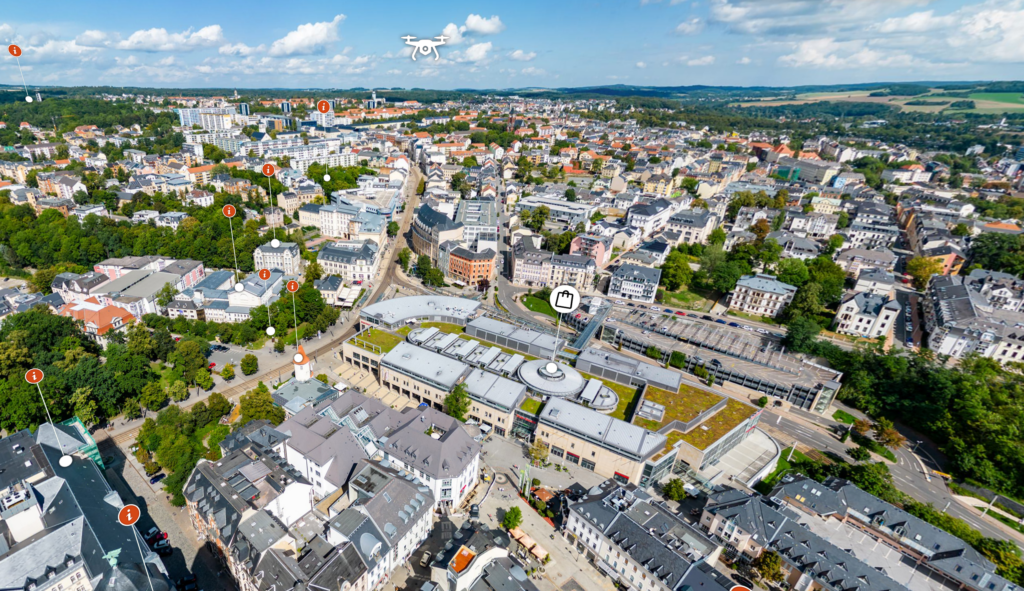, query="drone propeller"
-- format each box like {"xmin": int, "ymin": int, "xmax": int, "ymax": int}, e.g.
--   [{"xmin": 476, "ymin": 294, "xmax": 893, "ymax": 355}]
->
[
  {"xmin": 401, "ymin": 35, "xmax": 416, "ymax": 43},
  {"xmin": 434, "ymin": 35, "xmax": 449, "ymax": 43}
]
